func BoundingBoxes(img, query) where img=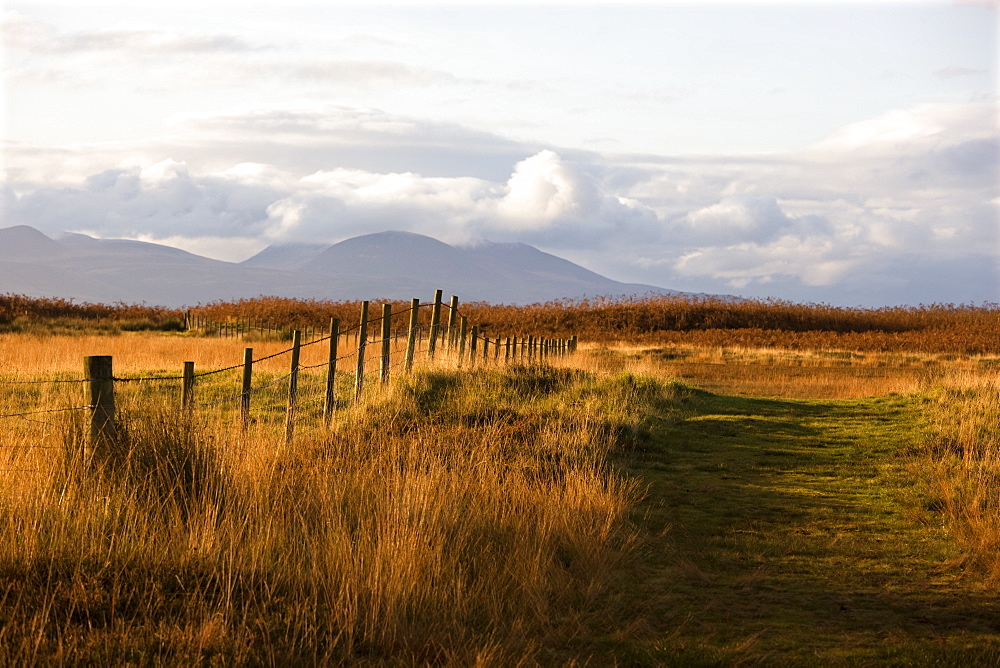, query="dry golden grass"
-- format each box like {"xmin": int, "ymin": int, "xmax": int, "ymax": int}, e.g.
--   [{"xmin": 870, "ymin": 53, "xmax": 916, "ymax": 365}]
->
[
  {"xmin": 2, "ymin": 318, "xmax": 998, "ymax": 661},
  {"xmin": 0, "ymin": 333, "xmax": 649, "ymax": 664},
  {"xmin": 913, "ymin": 366, "xmax": 1000, "ymax": 580},
  {"xmin": 569, "ymin": 341, "xmax": 988, "ymax": 400},
  {"xmin": 6, "ymin": 293, "xmax": 998, "ymax": 354}
]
